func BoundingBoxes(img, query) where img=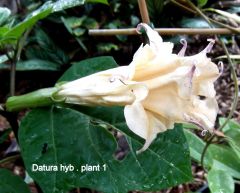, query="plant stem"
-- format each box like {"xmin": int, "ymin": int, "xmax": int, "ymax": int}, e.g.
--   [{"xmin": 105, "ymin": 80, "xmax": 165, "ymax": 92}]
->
[
  {"xmin": 138, "ymin": 0, "xmax": 150, "ymax": 24},
  {"xmin": 170, "ymin": 0, "xmax": 195, "ymax": 14},
  {"xmin": 0, "ymin": 154, "xmax": 20, "ymax": 165},
  {"xmin": 89, "ymin": 27, "xmax": 240, "ymax": 36},
  {"xmin": 10, "ymin": 28, "xmax": 32, "ymax": 96}
]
